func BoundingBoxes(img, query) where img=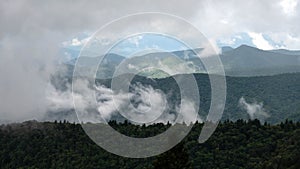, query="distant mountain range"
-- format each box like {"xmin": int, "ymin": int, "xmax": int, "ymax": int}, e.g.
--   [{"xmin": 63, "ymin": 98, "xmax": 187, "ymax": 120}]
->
[
  {"xmin": 46, "ymin": 45, "xmax": 300, "ymax": 125},
  {"xmin": 65, "ymin": 45, "xmax": 300, "ymax": 78},
  {"xmin": 220, "ymin": 45, "xmax": 300, "ymax": 76}
]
